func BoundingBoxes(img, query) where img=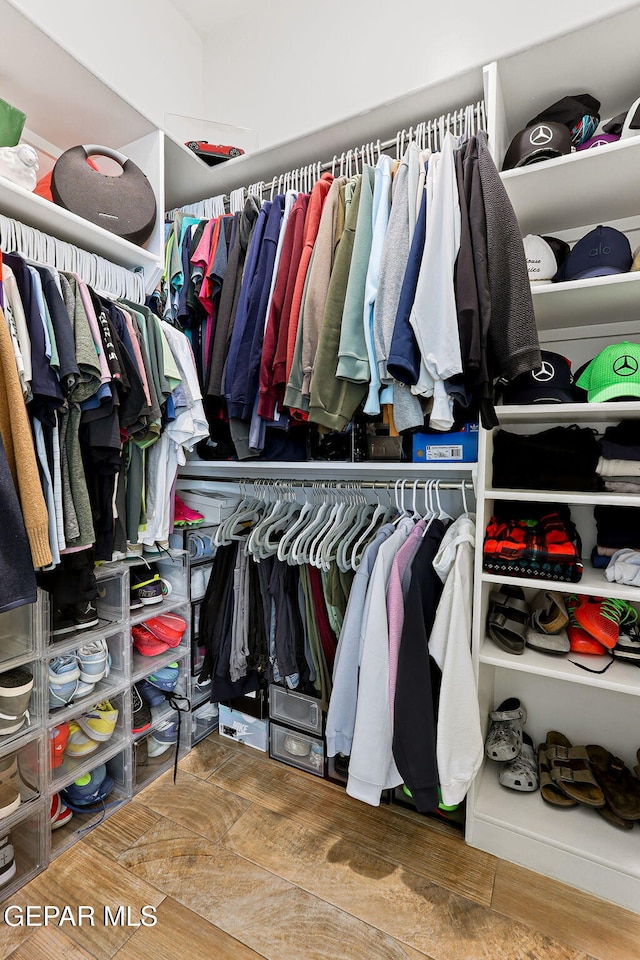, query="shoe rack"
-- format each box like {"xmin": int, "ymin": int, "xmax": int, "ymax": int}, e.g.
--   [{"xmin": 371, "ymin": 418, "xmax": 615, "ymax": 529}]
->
[{"xmin": 0, "ymin": 550, "xmax": 193, "ymax": 895}]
